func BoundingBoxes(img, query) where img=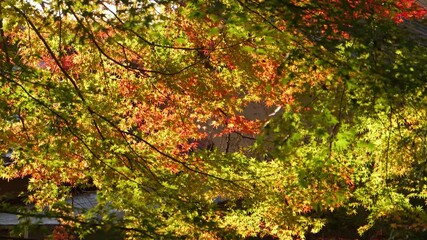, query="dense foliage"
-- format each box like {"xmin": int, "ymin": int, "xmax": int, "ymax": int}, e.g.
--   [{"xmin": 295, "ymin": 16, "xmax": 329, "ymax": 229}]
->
[{"xmin": 1, "ymin": 0, "xmax": 427, "ymax": 239}]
